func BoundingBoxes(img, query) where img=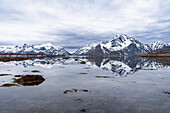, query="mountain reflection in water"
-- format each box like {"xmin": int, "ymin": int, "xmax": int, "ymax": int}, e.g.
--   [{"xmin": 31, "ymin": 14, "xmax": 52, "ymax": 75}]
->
[{"xmin": 0, "ymin": 57, "xmax": 169, "ymax": 77}]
